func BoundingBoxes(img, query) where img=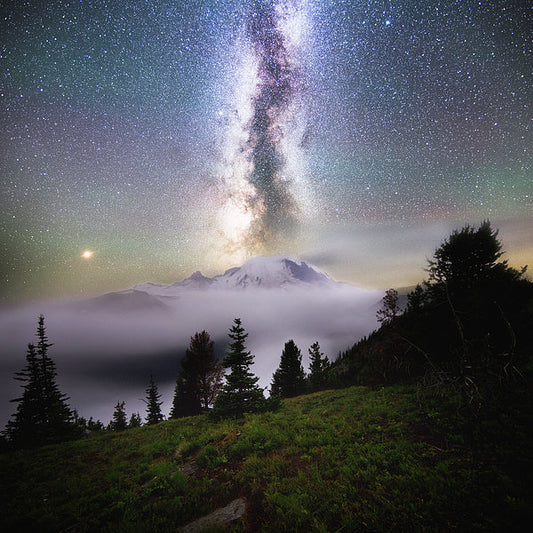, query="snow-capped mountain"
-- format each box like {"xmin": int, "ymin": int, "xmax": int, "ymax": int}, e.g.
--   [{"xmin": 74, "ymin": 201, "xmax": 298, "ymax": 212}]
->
[
  {"xmin": 133, "ymin": 256, "xmax": 337, "ymax": 297},
  {"xmin": 213, "ymin": 256, "xmax": 333, "ymax": 289}
]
